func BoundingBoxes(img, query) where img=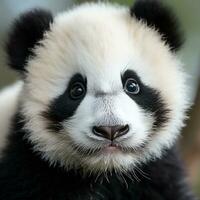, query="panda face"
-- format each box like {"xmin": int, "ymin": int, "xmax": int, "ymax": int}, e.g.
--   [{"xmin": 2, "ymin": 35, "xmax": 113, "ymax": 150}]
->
[{"xmin": 19, "ymin": 3, "xmax": 188, "ymax": 173}]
